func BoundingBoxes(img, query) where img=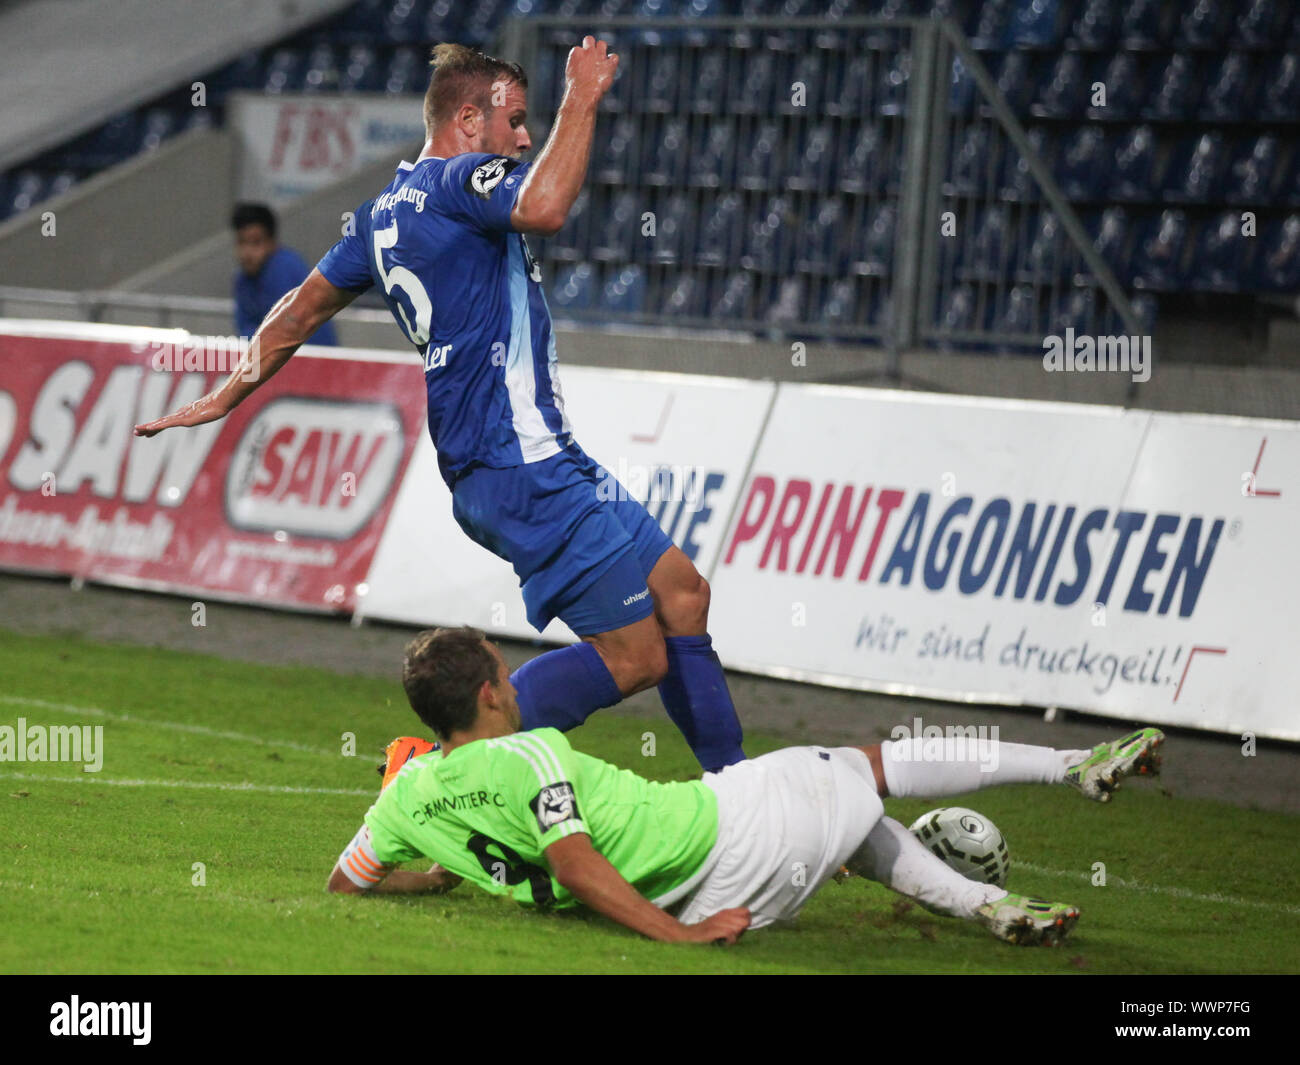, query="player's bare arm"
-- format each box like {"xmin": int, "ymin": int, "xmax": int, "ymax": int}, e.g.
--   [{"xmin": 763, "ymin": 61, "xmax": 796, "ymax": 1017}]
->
[
  {"xmin": 326, "ymin": 858, "xmax": 462, "ymax": 896},
  {"xmin": 510, "ymin": 36, "xmax": 618, "ymax": 236},
  {"xmin": 543, "ymin": 832, "xmax": 748, "ymax": 945},
  {"xmin": 132, "ymin": 269, "xmax": 360, "ymax": 438}
]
